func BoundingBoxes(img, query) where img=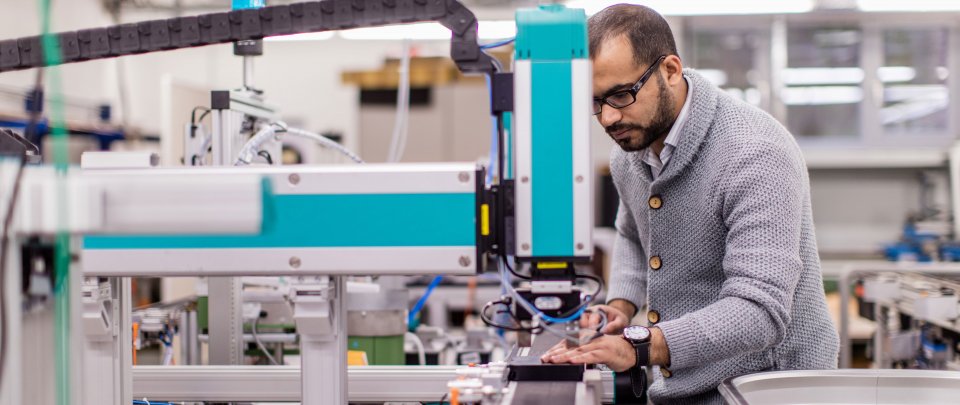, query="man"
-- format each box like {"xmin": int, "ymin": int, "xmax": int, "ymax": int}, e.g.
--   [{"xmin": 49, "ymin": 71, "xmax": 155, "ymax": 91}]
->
[{"xmin": 542, "ymin": 4, "xmax": 839, "ymax": 403}]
